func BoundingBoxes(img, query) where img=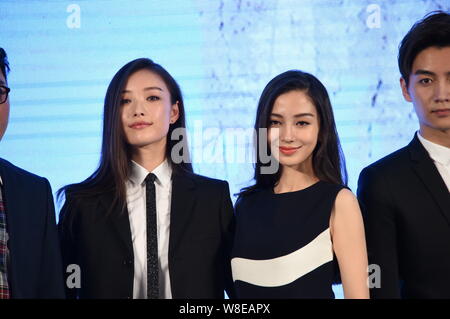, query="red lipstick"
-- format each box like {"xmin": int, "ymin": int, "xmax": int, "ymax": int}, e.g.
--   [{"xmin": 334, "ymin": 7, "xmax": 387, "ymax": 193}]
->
[{"xmin": 279, "ymin": 146, "xmax": 301, "ymax": 155}]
